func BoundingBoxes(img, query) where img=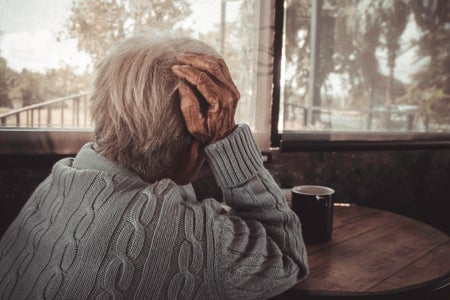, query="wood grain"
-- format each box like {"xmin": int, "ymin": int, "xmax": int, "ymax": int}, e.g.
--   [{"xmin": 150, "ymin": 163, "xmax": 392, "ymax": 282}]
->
[
  {"xmin": 290, "ymin": 206, "xmax": 450, "ymax": 294},
  {"xmin": 370, "ymin": 240, "xmax": 450, "ymax": 291}
]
